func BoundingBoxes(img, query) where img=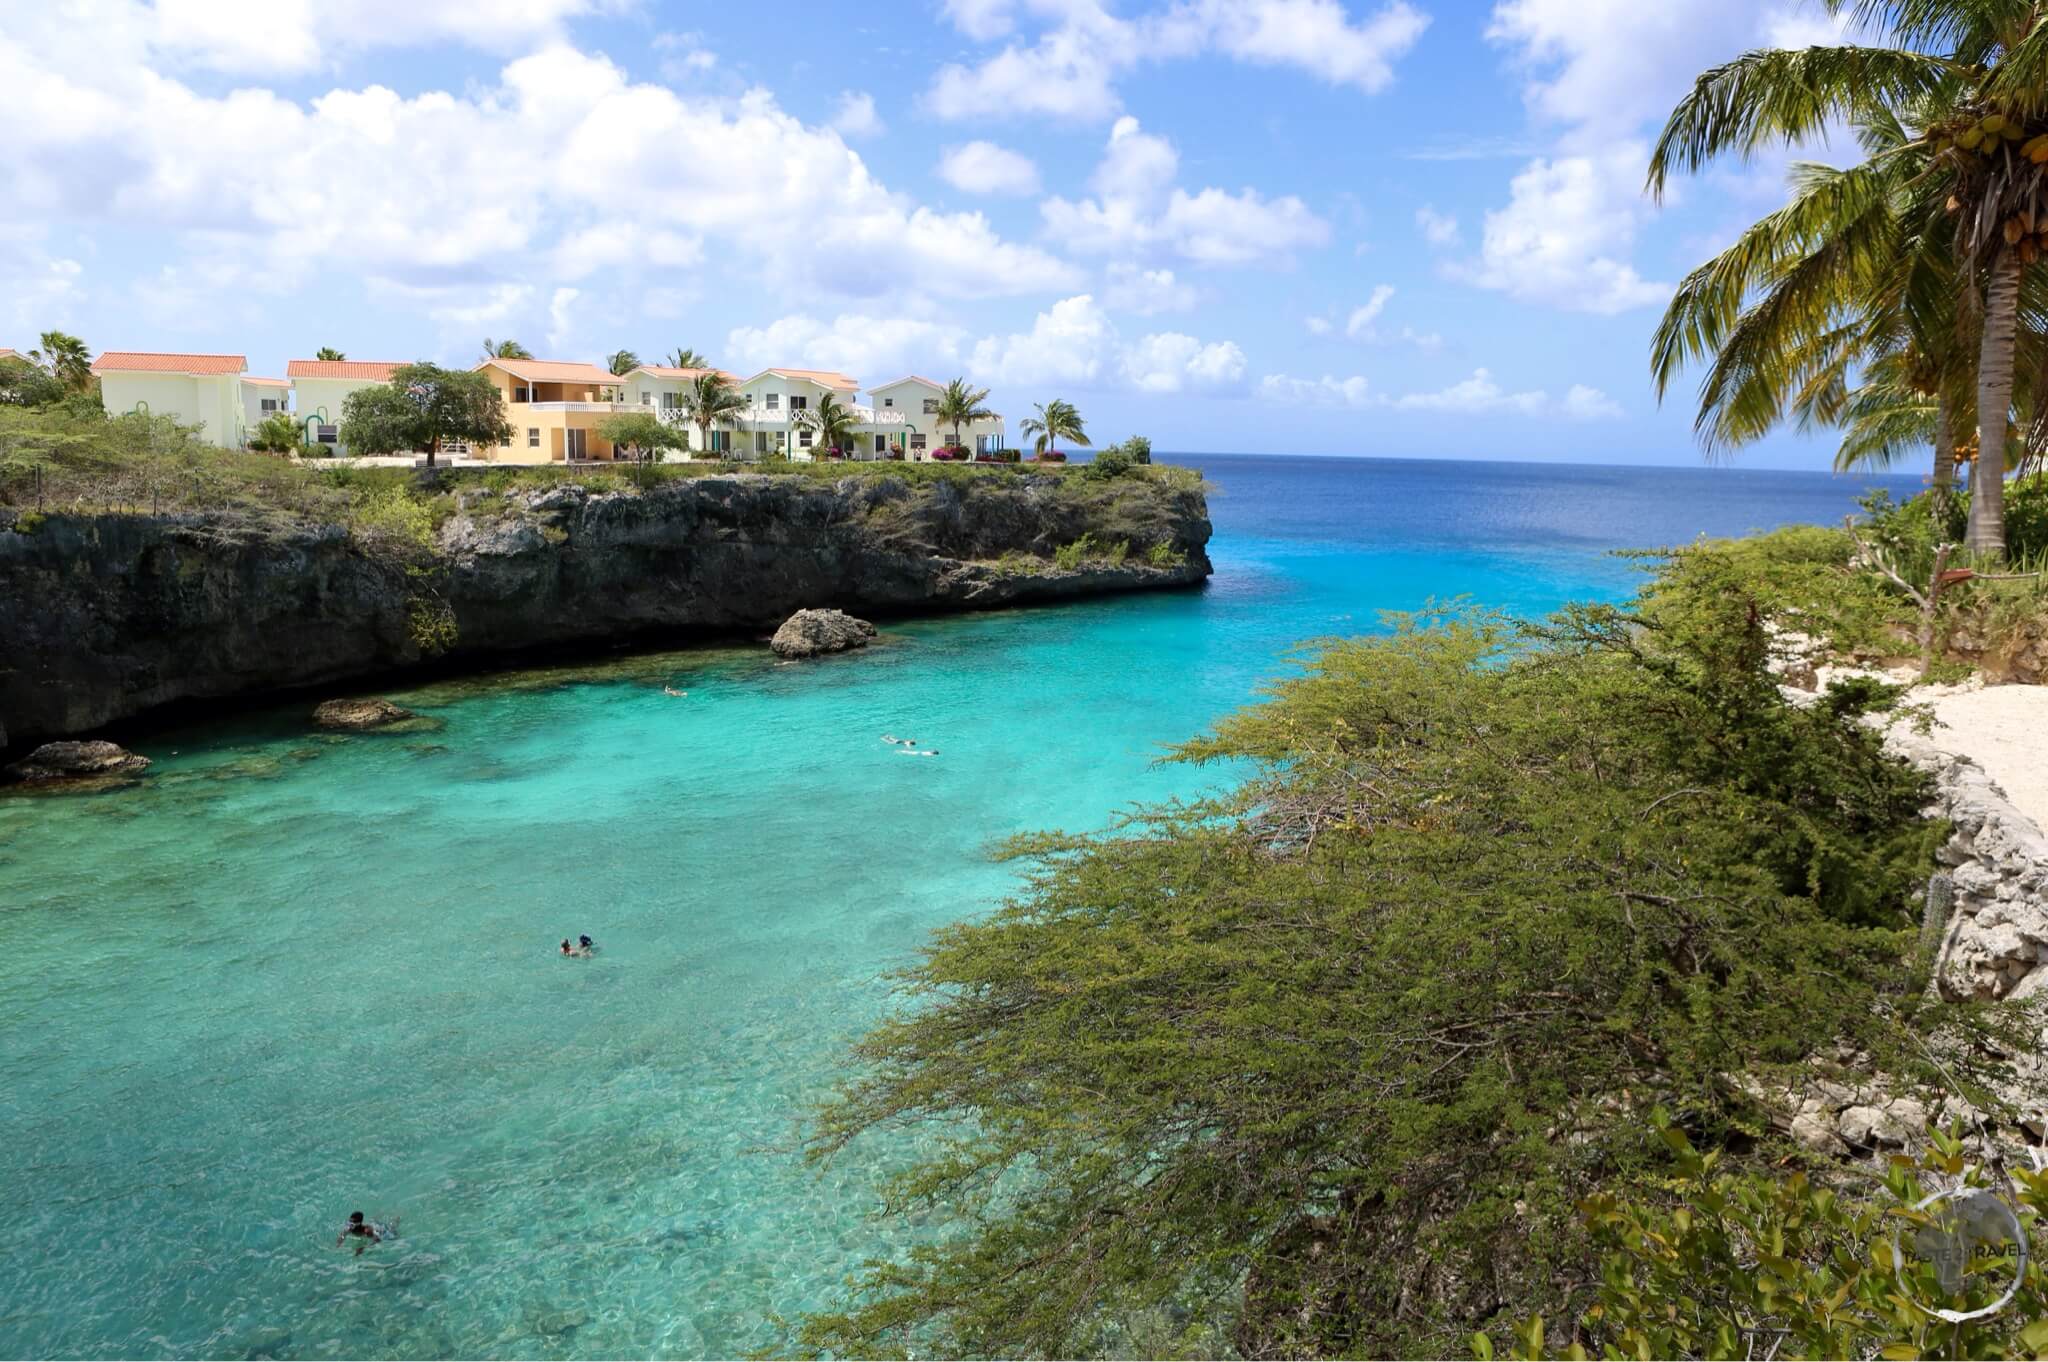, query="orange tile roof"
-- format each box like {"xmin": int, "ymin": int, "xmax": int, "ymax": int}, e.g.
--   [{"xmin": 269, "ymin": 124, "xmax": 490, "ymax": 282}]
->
[
  {"xmin": 749, "ymin": 367, "xmax": 859, "ymax": 390},
  {"xmin": 286, "ymin": 359, "xmax": 406, "ymax": 381},
  {"xmin": 478, "ymin": 357, "xmax": 622, "ymax": 386},
  {"xmin": 92, "ymin": 351, "xmax": 246, "ymax": 376},
  {"xmin": 0, "ymin": 348, "xmax": 21, "ymax": 362},
  {"xmin": 242, "ymin": 376, "xmax": 289, "ymax": 387}
]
